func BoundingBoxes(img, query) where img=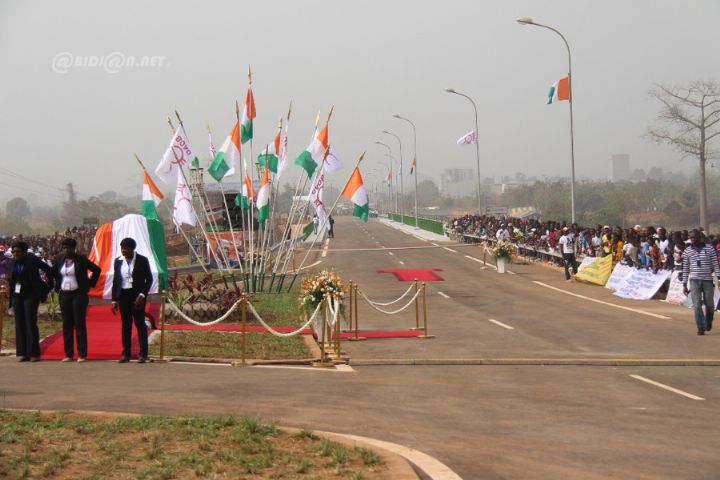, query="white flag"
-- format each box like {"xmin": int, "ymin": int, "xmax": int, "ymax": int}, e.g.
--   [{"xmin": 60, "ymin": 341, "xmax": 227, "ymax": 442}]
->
[
  {"xmin": 308, "ymin": 171, "xmax": 328, "ymax": 227},
  {"xmin": 457, "ymin": 130, "xmax": 476, "ymax": 146},
  {"xmin": 277, "ymin": 121, "xmax": 290, "ymax": 179},
  {"xmin": 173, "ymin": 170, "xmax": 196, "ymax": 226},
  {"xmin": 209, "ymin": 132, "xmax": 217, "ymax": 159},
  {"xmin": 156, "ymin": 127, "xmax": 194, "ymax": 184},
  {"xmin": 323, "ymin": 145, "xmax": 343, "ymax": 173}
]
